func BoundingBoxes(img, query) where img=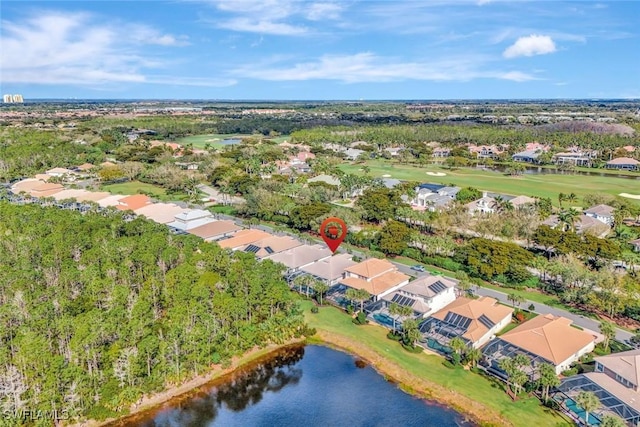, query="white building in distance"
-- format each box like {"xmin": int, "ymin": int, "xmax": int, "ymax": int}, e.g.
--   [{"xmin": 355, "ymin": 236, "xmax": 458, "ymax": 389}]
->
[{"xmin": 3, "ymin": 94, "xmax": 24, "ymax": 103}]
